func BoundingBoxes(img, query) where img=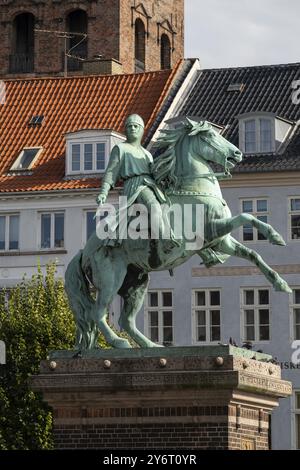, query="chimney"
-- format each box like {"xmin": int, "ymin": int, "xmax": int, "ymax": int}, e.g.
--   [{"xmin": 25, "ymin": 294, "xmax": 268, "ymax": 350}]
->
[{"xmin": 82, "ymin": 58, "xmax": 123, "ymax": 76}]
